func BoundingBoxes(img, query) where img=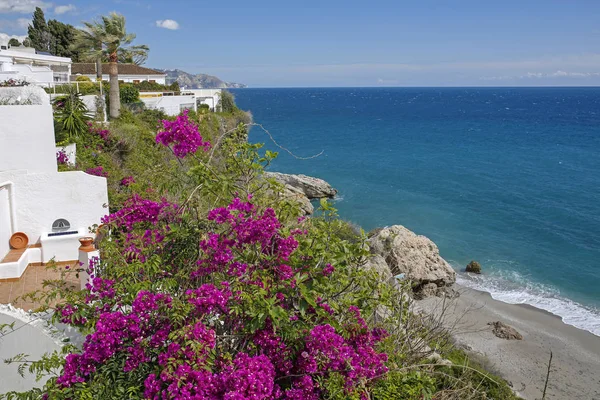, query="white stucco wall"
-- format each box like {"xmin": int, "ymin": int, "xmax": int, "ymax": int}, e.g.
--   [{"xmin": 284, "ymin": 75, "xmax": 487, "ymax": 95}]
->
[
  {"xmin": 0, "ymin": 170, "xmax": 108, "ymax": 244},
  {"xmin": 0, "ymin": 104, "xmax": 57, "ymax": 174},
  {"xmin": 0, "ymin": 187, "xmax": 10, "ymax": 260},
  {"xmin": 186, "ymin": 89, "xmax": 221, "ymax": 111},
  {"xmin": 56, "ymin": 143, "xmax": 76, "ymax": 166},
  {"xmin": 78, "ymin": 73, "xmax": 166, "ymax": 85},
  {"xmin": 0, "ymin": 102, "xmax": 108, "ymax": 268},
  {"xmin": 140, "ymin": 94, "xmax": 197, "ymax": 116}
]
